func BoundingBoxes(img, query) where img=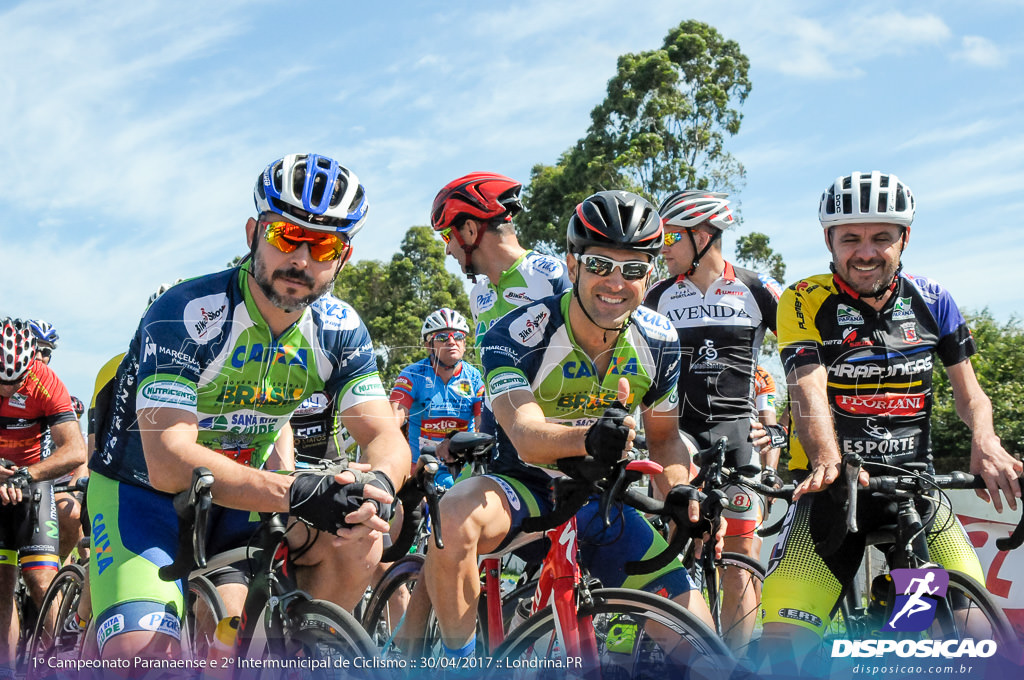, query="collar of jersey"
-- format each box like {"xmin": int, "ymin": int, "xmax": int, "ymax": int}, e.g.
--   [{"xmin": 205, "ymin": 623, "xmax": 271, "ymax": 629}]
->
[
  {"xmin": 674, "ymin": 260, "xmax": 736, "ymax": 285},
  {"xmin": 494, "ymin": 250, "xmax": 533, "ymax": 287}
]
